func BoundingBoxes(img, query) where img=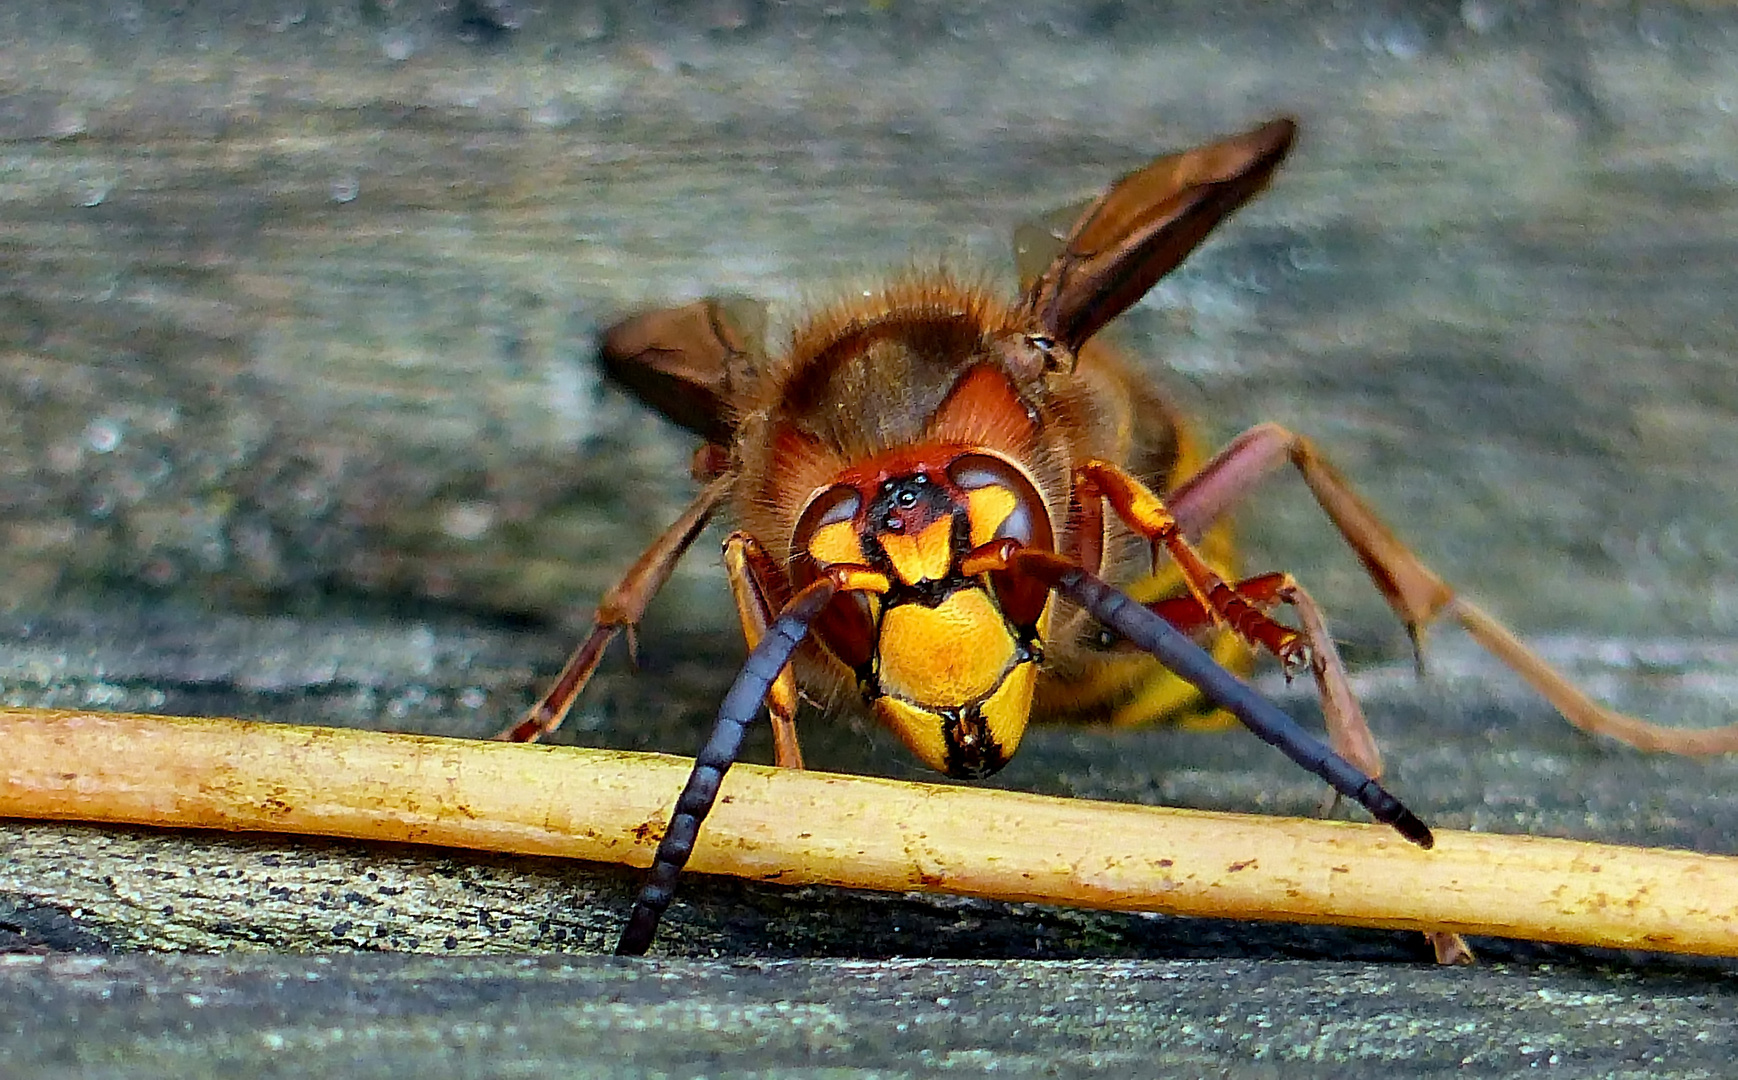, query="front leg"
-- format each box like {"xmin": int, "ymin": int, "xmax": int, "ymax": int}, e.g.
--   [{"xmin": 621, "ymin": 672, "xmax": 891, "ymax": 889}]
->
[
  {"xmin": 1148, "ymin": 572, "xmax": 1380, "ymax": 780},
  {"xmin": 1074, "ymin": 459, "xmax": 1382, "ymax": 764},
  {"xmin": 1075, "ymin": 460, "xmax": 1312, "ymax": 673},
  {"xmin": 1068, "ymin": 463, "xmax": 1472, "ymax": 965}
]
